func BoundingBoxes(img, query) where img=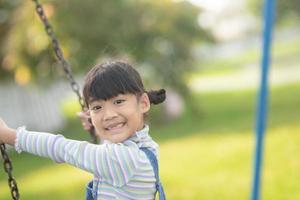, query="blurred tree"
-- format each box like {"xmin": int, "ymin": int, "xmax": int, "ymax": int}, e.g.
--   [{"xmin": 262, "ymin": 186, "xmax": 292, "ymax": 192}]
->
[
  {"xmin": 54, "ymin": 0, "xmax": 212, "ymax": 106},
  {"xmin": 248, "ymin": 0, "xmax": 300, "ymax": 26},
  {"xmin": 0, "ymin": 0, "xmax": 59, "ymax": 83},
  {"xmin": 0, "ymin": 0, "xmax": 22, "ymax": 80},
  {"xmin": 0, "ymin": 0, "xmax": 213, "ymax": 111}
]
